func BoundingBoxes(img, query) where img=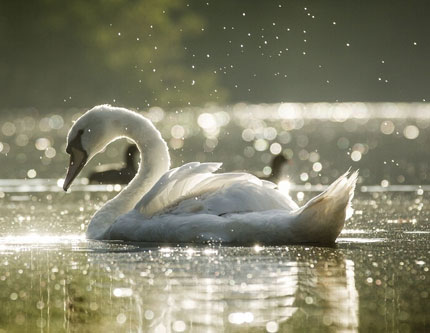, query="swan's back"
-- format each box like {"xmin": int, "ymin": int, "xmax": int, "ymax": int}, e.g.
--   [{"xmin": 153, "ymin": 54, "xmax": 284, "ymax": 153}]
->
[{"xmin": 135, "ymin": 162, "xmax": 298, "ymax": 217}]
